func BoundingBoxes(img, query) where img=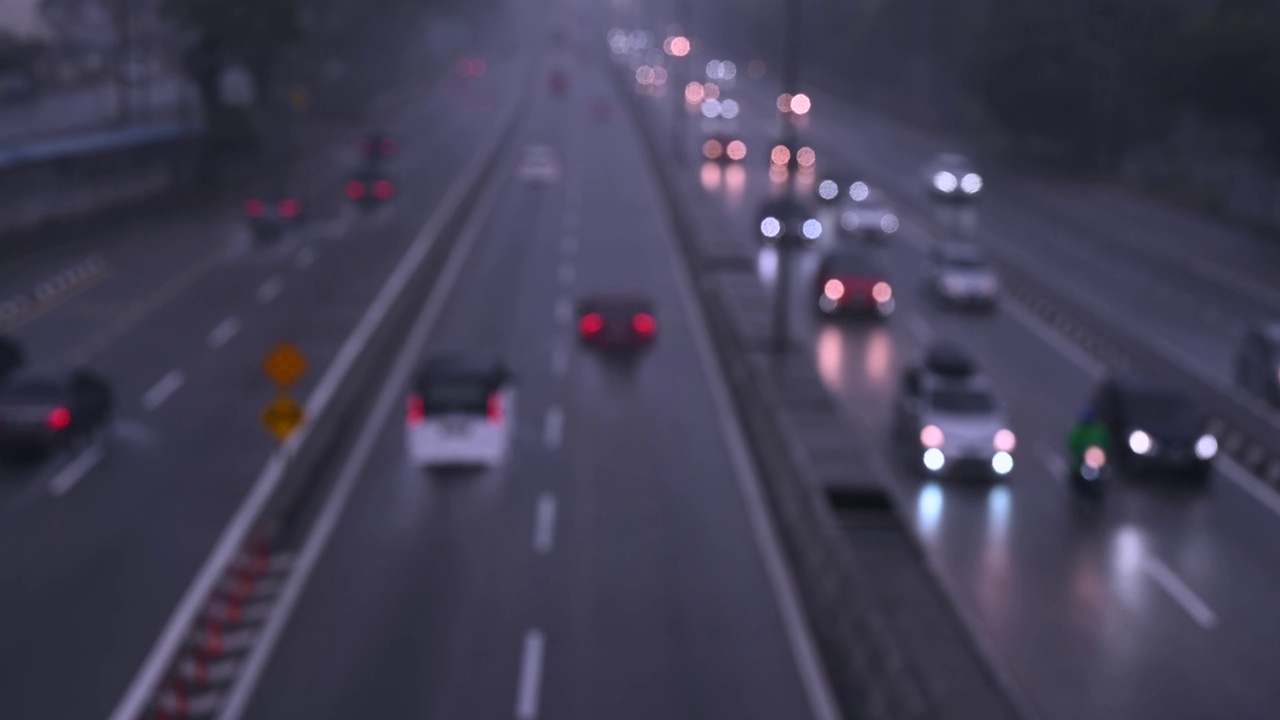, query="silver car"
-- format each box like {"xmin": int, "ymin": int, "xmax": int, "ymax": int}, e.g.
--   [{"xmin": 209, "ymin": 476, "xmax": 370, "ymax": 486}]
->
[
  {"xmin": 894, "ymin": 350, "xmax": 1015, "ymax": 479},
  {"xmin": 838, "ymin": 184, "xmax": 900, "ymax": 241},
  {"xmin": 923, "ymin": 242, "xmax": 1000, "ymax": 309},
  {"xmin": 924, "ymin": 152, "xmax": 983, "ymax": 199}
]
